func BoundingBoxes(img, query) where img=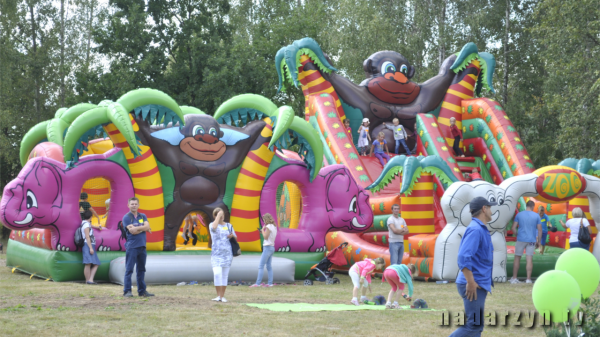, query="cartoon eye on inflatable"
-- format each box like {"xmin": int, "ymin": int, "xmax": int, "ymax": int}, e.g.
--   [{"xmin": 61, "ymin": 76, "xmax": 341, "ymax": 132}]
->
[
  {"xmin": 399, "ymin": 64, "xmax": 408, "ymax": 74},
  {"xmin": 193, "ymin": 125, "xmax": 205, "ymax": 136},
  {"xmin": 381, "ymin": 61, "xmax": 396, "ymax": 74},
  {"xmin": 209, "ymin": 127, "xmax": 217, "ymax": 137},
  {"xmin": 348, "ymin": 196, "xmax": 357, "ymax": 213},
  {"xmin": 487, "ymin": 194, "xmax": 496, "ymax": 204},
  {"xmin": 26, "ymin": 190, "xmax": 38, "ymax": 209},
  {"xmin": 497, "ymin": 195, "xmax": 504, "ymax": 205}
]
